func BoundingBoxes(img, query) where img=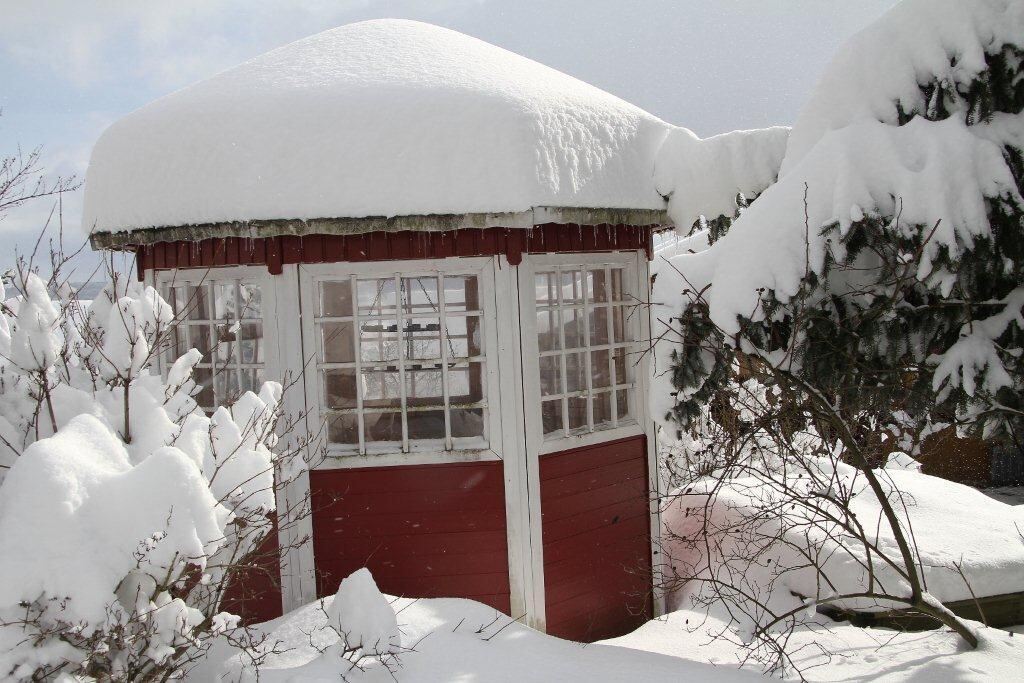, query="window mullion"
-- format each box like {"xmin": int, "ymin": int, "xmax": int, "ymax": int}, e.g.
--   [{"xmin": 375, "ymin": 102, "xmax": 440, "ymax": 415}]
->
[
  {"xmin": 437, "ymin": 273, "xmax": 453, "ymax": 450},
  {"xmin": 350, "ymin": 275, "xmax": 366, "ymax": 454},
  {"xmin": 582, "ymin": 271, "xmax": 593, "ymax": 432},
  {"xmin": 606, "ymin": 266, "xmax": 618, "ymax": 428},
  {"xmin": 555, "ymin": 268, "xmax": 569, "ymax": 438},
  {"xmin": 234, "ymin": 280, "xmax": 244, "ymax": 396},
  {"xmin": 208, "ymin": 282, "xmax": 220, "ymax": 405},
  {"xmin": 396, "ymin": 274, "xmax": 410, "ymax": 452}
]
